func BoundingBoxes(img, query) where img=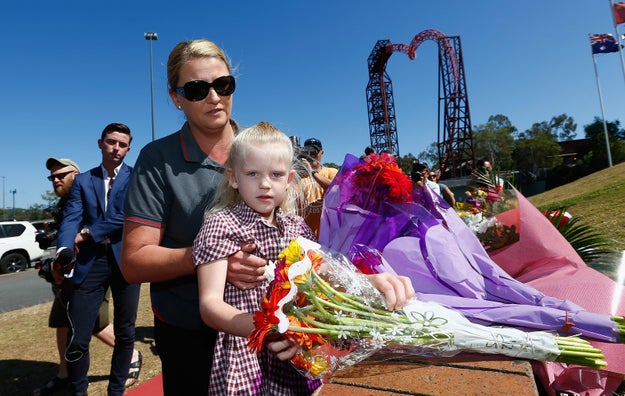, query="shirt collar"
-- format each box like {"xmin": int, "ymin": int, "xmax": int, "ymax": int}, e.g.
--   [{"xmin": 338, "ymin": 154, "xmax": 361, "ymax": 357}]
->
[
  {"xmin": 100, "ymin": 163, "xmax": 122, "ymax": 179},
  {"xmin": 231, "ymin": 201, "xmax": 284, "ymax": 230},
  {"xmin": 180, "ymin": 119, "xmax": 240, "ymax": 163}
]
